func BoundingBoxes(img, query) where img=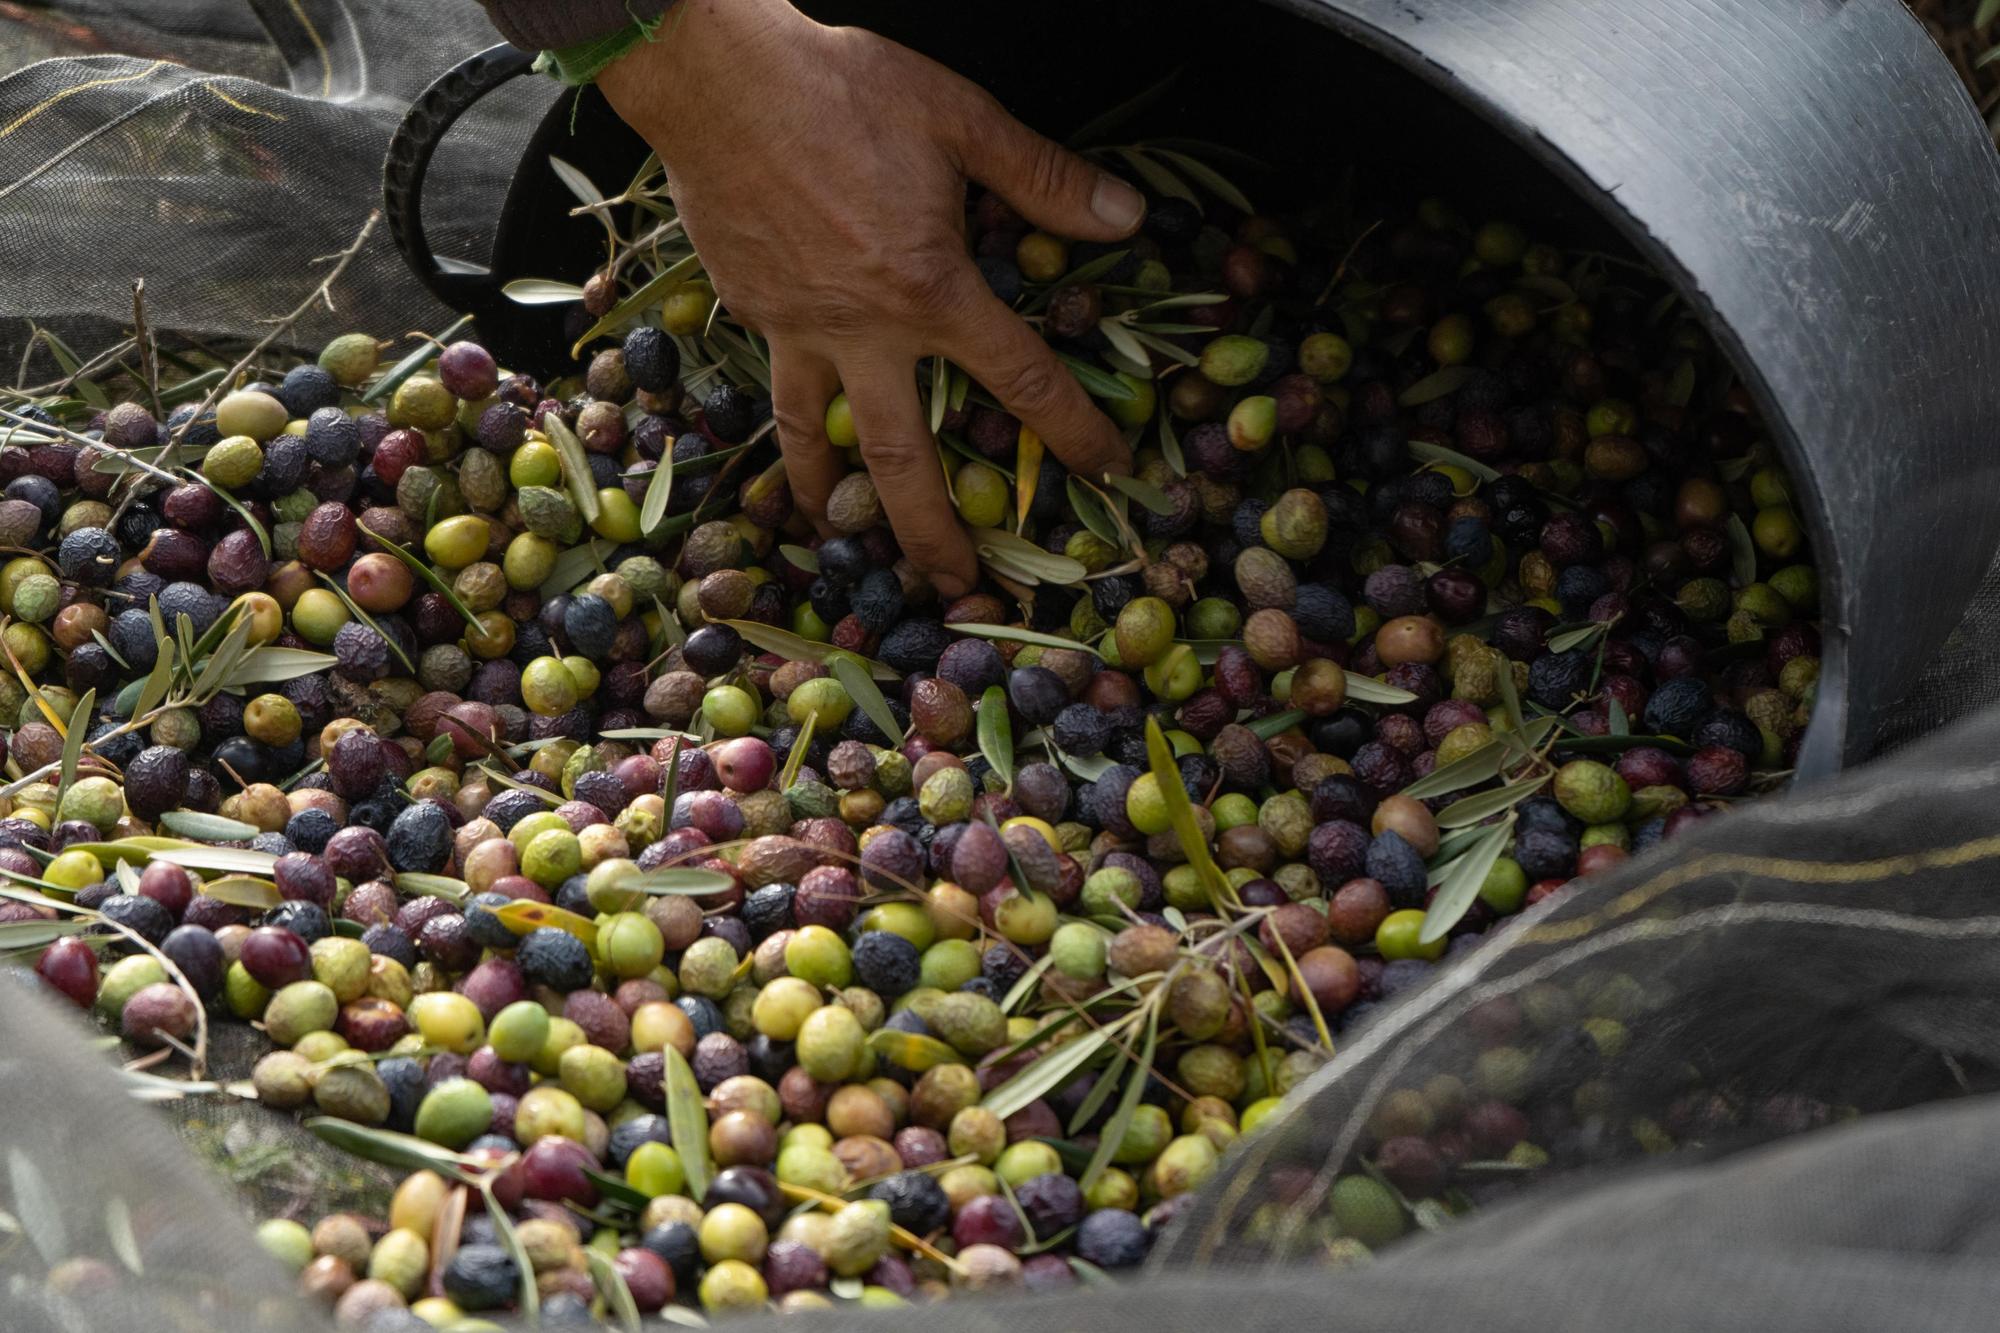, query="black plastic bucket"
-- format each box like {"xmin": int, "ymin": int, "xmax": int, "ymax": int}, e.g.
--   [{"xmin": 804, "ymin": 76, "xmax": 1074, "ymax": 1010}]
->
[{"xmin": 384, "ymin": 0, "xmax": 2000, "ymax": 777}]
